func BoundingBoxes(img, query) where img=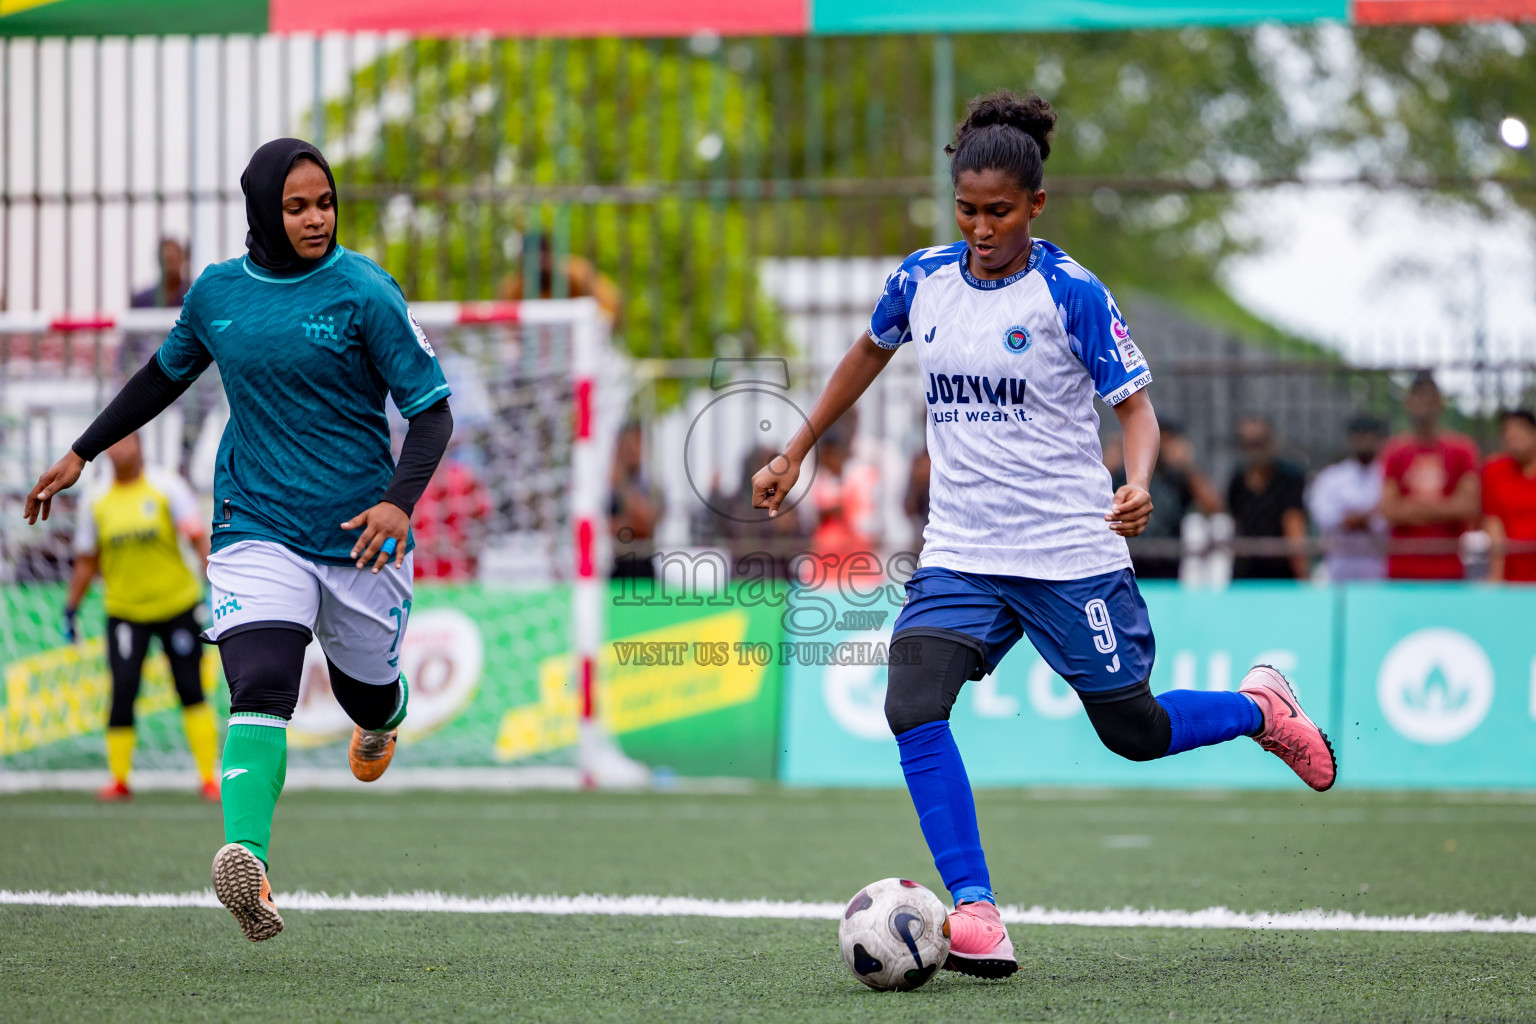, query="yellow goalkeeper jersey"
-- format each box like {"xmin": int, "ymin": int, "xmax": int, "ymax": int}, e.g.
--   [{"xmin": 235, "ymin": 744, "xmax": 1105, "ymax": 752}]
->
[{"xmin": 74, "ymin": 469, "xmax": 205, "ymax": 623}]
